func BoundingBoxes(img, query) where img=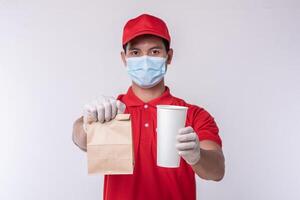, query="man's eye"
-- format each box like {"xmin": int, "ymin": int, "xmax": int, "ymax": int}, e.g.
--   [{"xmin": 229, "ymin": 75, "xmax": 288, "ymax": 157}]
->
[
  {"xmin": 152, "ymin": 50, "xmax": 160, "ymax": 55},
  {"xmin": 130, "ymin": 51, "xmax": 139, "ymax": 56}
]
